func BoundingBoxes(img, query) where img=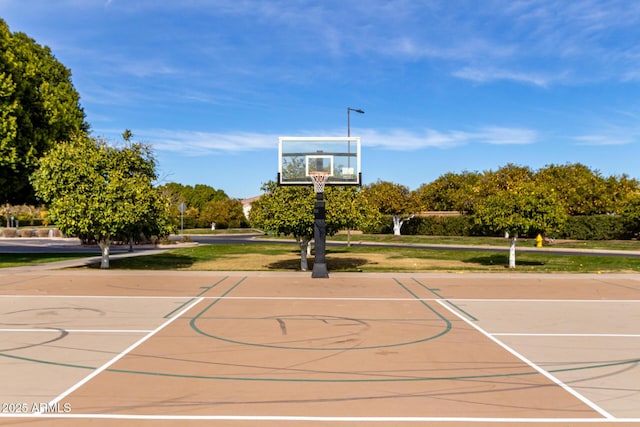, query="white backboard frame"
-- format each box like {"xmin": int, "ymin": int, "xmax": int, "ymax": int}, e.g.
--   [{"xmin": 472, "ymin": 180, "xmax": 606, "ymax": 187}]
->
[{"xmin": 278, "ymin": 136, "xmax": 361, "ymax": 186}]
